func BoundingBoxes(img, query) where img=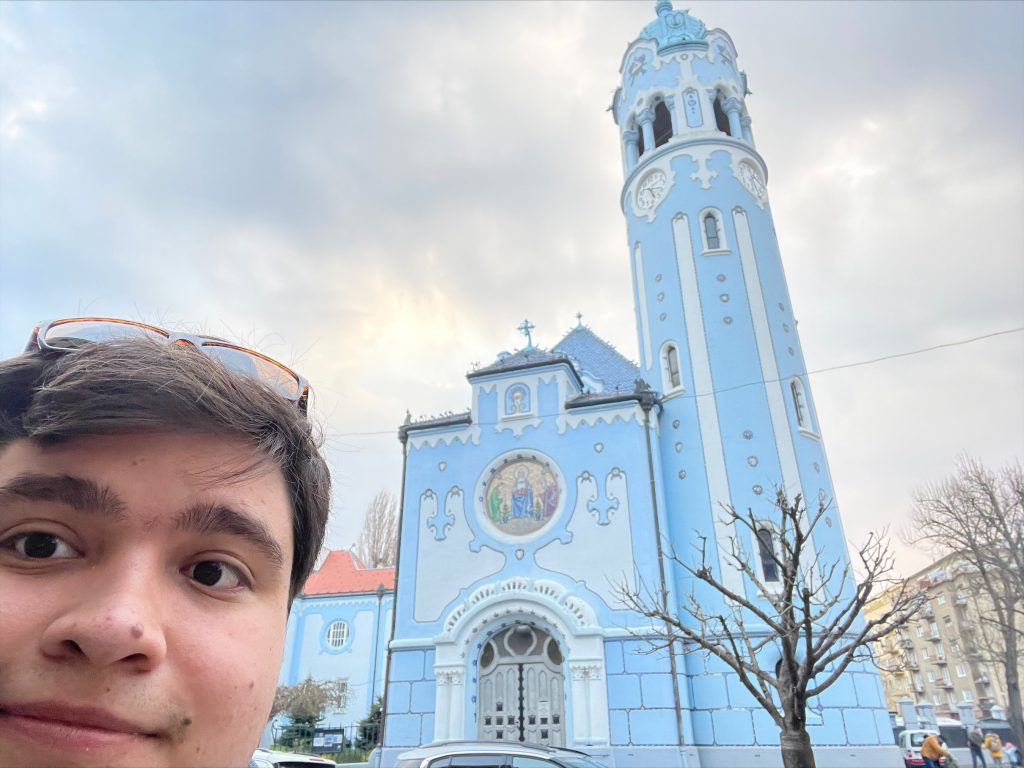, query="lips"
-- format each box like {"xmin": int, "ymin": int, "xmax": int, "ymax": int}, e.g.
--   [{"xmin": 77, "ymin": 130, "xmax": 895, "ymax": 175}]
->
[{"xmin": 0, "ymin": 701, "xmax": 161, "ymax": 751}]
